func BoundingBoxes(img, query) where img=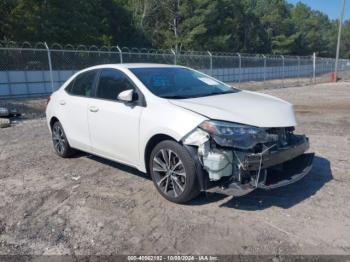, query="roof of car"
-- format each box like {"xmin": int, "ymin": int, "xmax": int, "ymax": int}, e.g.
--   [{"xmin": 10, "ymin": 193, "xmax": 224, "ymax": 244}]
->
[
  {"xmin": 123, "ymin": 63, "xmax": 181, "ymax": 68},
  {"xmin": 84, "ymin": 63, "xmax": 182, "ymax": 71}
]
